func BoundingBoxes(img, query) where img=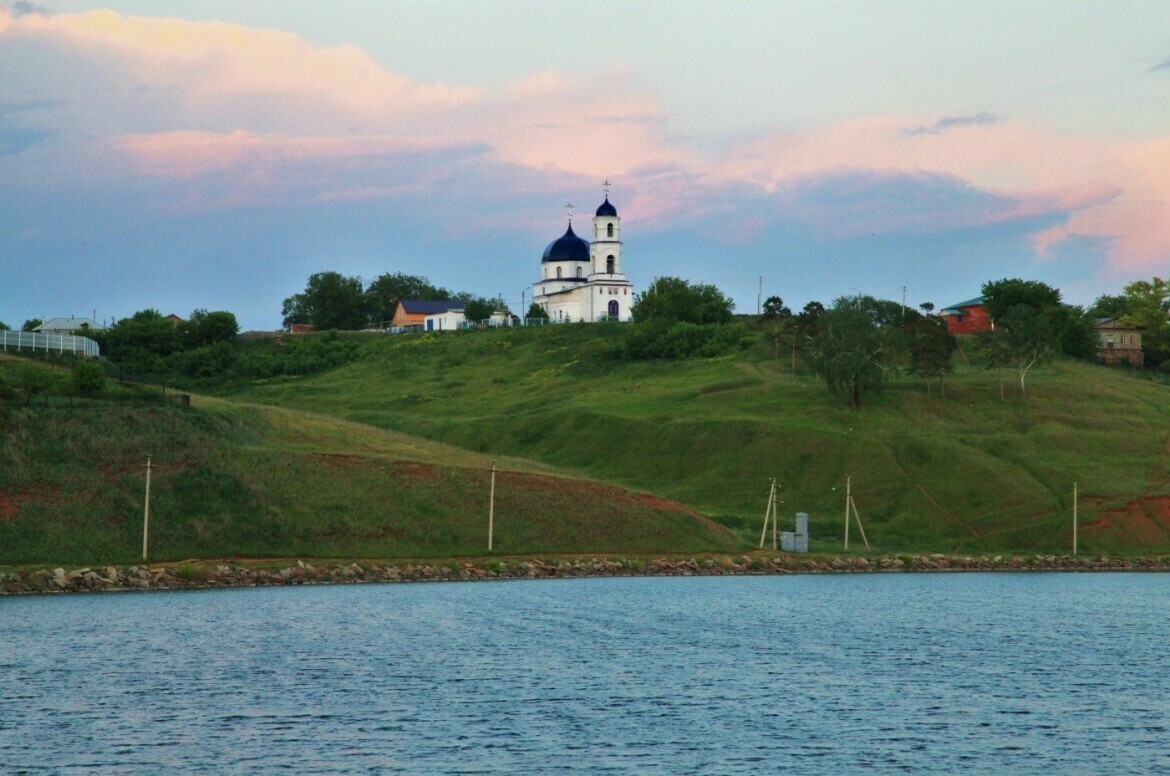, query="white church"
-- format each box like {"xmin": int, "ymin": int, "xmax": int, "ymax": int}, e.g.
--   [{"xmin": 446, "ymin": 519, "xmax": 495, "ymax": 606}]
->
[{"xmin": 531, "ymin": 187, "xmax": 633, "ymax": 322}]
